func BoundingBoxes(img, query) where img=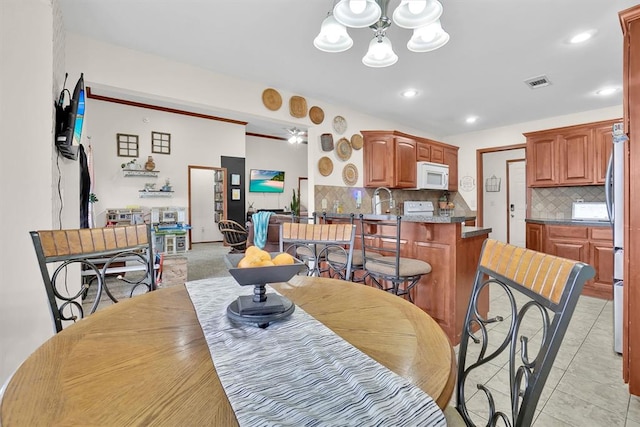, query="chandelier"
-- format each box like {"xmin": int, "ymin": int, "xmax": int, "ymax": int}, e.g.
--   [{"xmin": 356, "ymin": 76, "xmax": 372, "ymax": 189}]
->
[
  {"xmin": 287, "ymin": 128, "xmax": 307, "ymax": 144},
  {"xmin": 314, "ymin": 0, "xmax": 449, "ymax": 68}
]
